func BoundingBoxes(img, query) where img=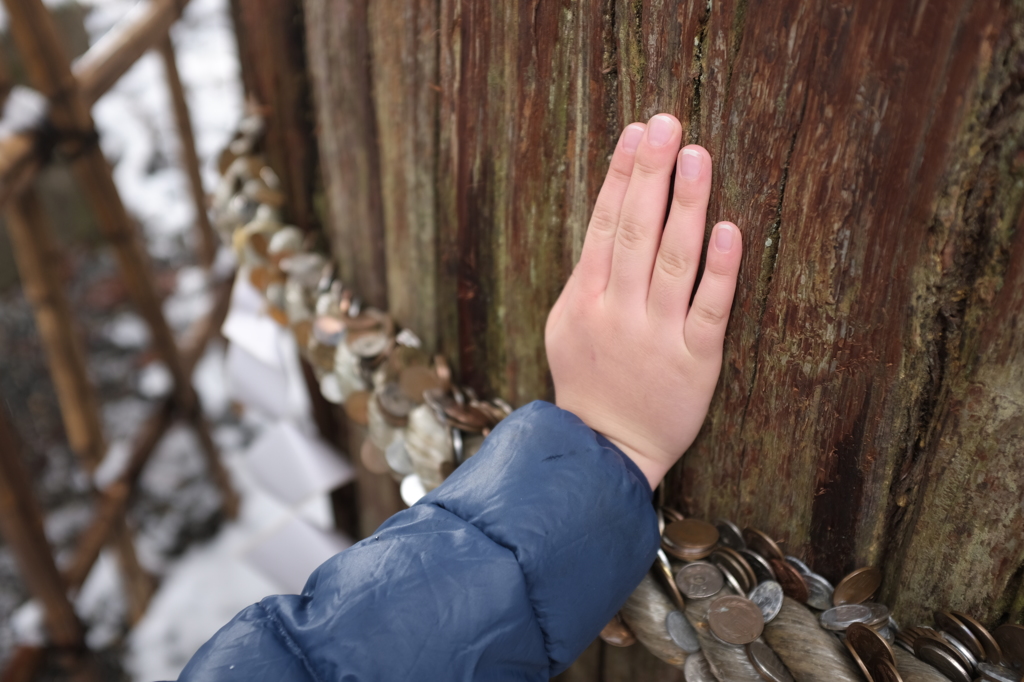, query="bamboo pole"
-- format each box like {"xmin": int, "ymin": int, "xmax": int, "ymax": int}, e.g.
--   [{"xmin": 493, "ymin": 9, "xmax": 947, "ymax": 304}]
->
[
  {"xmin": 62, "ymin": 276, "xmax": 236, "ymax": 591},
  {"xmin": 0, "ymin": 0, "xmax": 192, "ymax": 214},
  {"xmin": 2, "ymin": 0, "xmax": 194, "ymax": 415},
  {"xmin": 0, "ymin": 406, "xmax": 101, "ymax": 682},
  {"xmin": 74, "ymin": 0, "xmax": 189, "ymax": 107},
  {"xmin": 0, "ymin": 646, "xmax": 45, "ymax": 682},
  {"xmin": 5, "ymin": 189, "xmax": 107, "ymax": 470},
  {"xmin": 158, "ymin": 35, "xmax": 218, "ymax": 267}
]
